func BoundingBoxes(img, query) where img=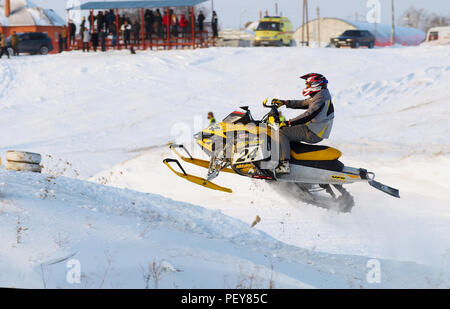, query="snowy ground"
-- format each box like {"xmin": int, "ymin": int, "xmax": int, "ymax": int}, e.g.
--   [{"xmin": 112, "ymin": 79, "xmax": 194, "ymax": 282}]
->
[{"xmin": 0, "ymin": 45, "xmax": 449, "ymax": 288}]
